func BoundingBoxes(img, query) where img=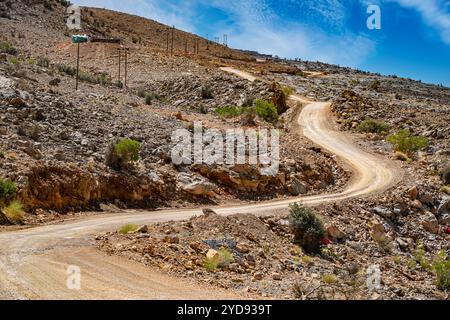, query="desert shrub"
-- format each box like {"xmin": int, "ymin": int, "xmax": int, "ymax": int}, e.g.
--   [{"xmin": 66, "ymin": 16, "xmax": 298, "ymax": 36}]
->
[
  {"xmin": 137, "ymin": 88, "xmax": 147, "ymax": 98},
  {"xmin": 203, "ymin": 248, "xmax": 234, "ymax": 272},
  {"xmin": 387, "ymin": 129, "xmax": 428, "ymax": 155},
  {"xmin": 106, "ymin": 138, "xmax": 141, "ymax": 170},
  {"xmin": 256, "ymin": 99, "xmax": 278, "ymax": 123},
  {"xmin": 0, "ymin": 41, "xmax": 18, "ymax": 55},
  {"xmin": 358, "ymin": 119, "xmax": 390, "ymax": 134},
  {"xmin": 118, "ymin": 224, "xmax": 139, "ymax": 234},
  {"xmin": 441, "ymin": 186, "xmax": 450, "ymax": 195},
  {"xmin": 218, "ymin": 248, "xmax": 234, "ymax": 267},
  {"xmin": 289, "ymin": 203, "xmax": 325, "ymax": 253},
  {"xmin": 2, "ymin": 200, "xmax": 24, "ymax": 225},
  {"xmin": 203, "ymin": 256, "xmax": 219, "ymax": 272},
  {"xmin": 0, "ymin": 178, "xmax": 17, "ymax": 199},
  {"xmin": 442, "ymin": 165, "xmax": 450, "ymax": 185},
  {"xmin": 433, "ymin": 251, "xmax": 450, "ymax": 291},
  {"xmin": 370, "ymin": 79, "xmax": 381, "ymax": 91},
  {"xmin": 57, "ymin": 64, "xmax": 76, "ymax": 76},
  {"xmin": 78, "ymin": 71, "xmax": 109, "ymax": 85},
  {"xmin": 282, "ymin": 86, "xmax": 295, "ymax": 96},
  {"xmin": 37, "ymin": 56, "xmax": 50, "ymax": 68},
  {"xmin": 43, "ymin": 0, "xmax": 53, "ymax": 10},
  {"xmin": 145, "ymin": 93, "xmax": 153, "ymax": 105},
  {"xmin": 322, "ymin": 274, "xmax": 337, "ymax": 285},
  {"xmin": 216, "ymin": 106, "xmax": 245, "ymax": 118},
  {"xmin": 9, "ymin": 56, "xmax": 20, "ymax": 65},
  {"xmin": 59, "ymin": 0, "xmax": 72, "ymax": 7},
  {"xmin": 201, "ymin": 86, "xmax": 214, "ymax": 99}
]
